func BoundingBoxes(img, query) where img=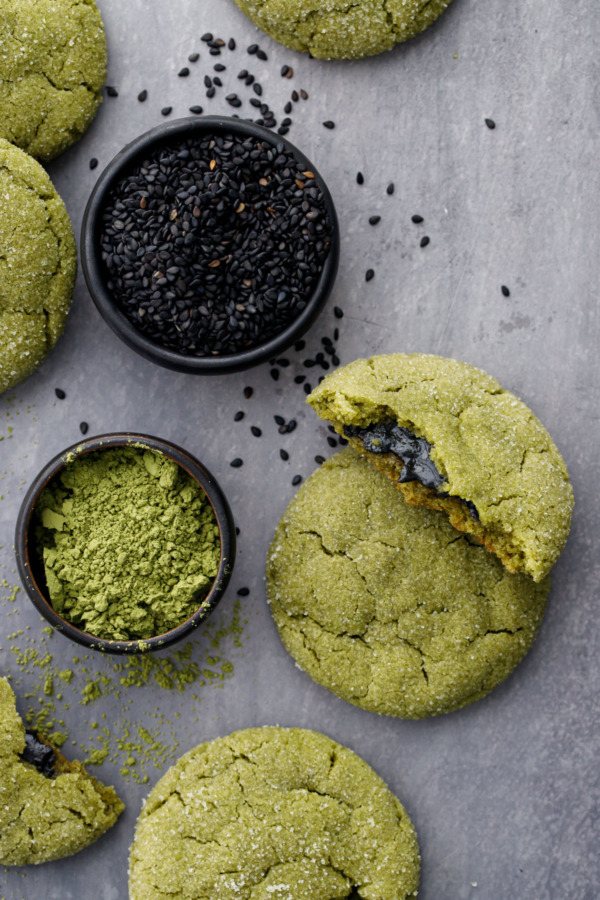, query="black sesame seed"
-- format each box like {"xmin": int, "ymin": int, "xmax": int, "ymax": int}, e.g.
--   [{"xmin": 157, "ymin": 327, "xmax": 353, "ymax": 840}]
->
[
  {"xmin": 189, "ymin": 105, "xmax": 203, "ymax": 115},
  {"xmin": 138, "ymin": 89, "xmax": 148, "ymax": 102},
  {"xmin": 201, "ymin": 33, "xmax": 213, "ymax": 42},
  {"xmin": 366, "ymin": 269, "xmax": 375, "ymax": 282},
  {"xmin": 334, "ymin": 306, "xmax": 344, "ymax": 319},
  {"xmin": 323, "ymin": 120, "xmax": 335, "ymax": 129},
  {"xmin": 237, "ymin": 587, "xmax": 250, "ymax": 596},
  {"xmin": 206, "ymin": 87, "xmax": 216, "ymax": 98},
  {"xmin": 244, "ymin": 387, "xmax": 254, "ymax": 400},
  {"xmin": 213, "ymin": 77, "xmax": 223, "ymax": 87},
  {"xmin": 294, "ymin": 375, "xmax": 306, "ymax": 384},
  {"xmin": 386, "ymin": 183, "xmax": 395, "ymax": 195},
  {"xmin": 161, "ymin": 106, "xmax": 172, "ymax": 116},
  {"xmin": 79, "ymin": 422, "xmax": 89, "ymax": 435},
  {"xmin": 485, "ymin": 118, "xmax": 496, "ymax": 129},
  {"xmin": 334, "ymin": 328, "xmax": 339, "ymax": 340},
  {"xmin": 332, "ymin": 355, "xmax": 340, "ymax": 366},
  {"xmin": 247, "ymin": 44, "xmax": 259, "ymax": 54},
  {"xmin": 106, "ymin": 85, "xmax": 118, "ymax": 97},
  {"xmin": 327, "ymin": 436, "xmax": 337, "ymax": 448},
  {"xmin": 178, "ymin": 67, "xmax": 190, "ymax": 77},
  {"xmin": 228, "ymin": 38, "xmax": 236, "ymax": 51},
  {"xmin": 291, "ymin": 90, "xmax": 299, "ymax": 102},
  {"xmin": 369, "ymin": 215, "xmax": 381, "ymax": 226},
  {"xmin": 315, "ymin": 455, "xmax": 325, "ymax": 465},
  {"xmin": 251, "ymin": 426, "xmax": 262, "ymax": 437},
  {"xmin": 99, "ymin": 131, "xmax": 334, "ymax": 358},
  {"xmin": 411, "ymin": 214, "xmax": 424, "ymax": 224},
  {"xmin": 214, "ymin": 63, "xmax": 226, "ymax": 72},
  {"xmin": 89, "ymin": 157, "xmax": 98, "ymax": 170},
  {"xmin": 501, "ymin": 285, "xmax": 511, "ymax": 297},
  {"xmin": 270, "ymin": 368, "xmax": 280, "ymax": 381},
  {"xmin": 55, "ymin": 388, "xmax": 66, "ymax": 400},
  {"xmin": 294, "ymin": 340, "xmax": 305, "ymax": 351},
  {"xmin": 230, "ymin": 458, "xmax": 243, "ymax": 468},
  {"xmin": 235, "ymin": 526, "xmax": 240, "ymax": 536},
  {"xmin": 303, "ymin": 383, "xmax": 311, "ymax": 394},
  {"xmin": 253, "ymin": 83, "xmax": 263, "ymax": 96},
  {"xmin": 234, "ymin": 411, "xmax": 245, "ymax": 422},
  {"xmin": 356, "ymin": 172, "xmax": 364, "ymax": 185},
  {"xmin": 257, "ymin": 49, "xmax": 268, "ymax": 60},
  {"xmin": 188, "ymin": 53, "xmax": 200, "ymax": 63},
  {"xmin": 281, "ymin": 65, "xmax": 290, "ymax": 77},
  {"xmin": 292, "ymin": 475, "xmax": 302, "ymax": 486},
  {"xmin": 420, "ymin": 236, "xmax": 430, "ymax": 248},
  {"xmin": 209, "ymin": 47, "xmax": 221, "ymax": 56},
  {"xmin": 286, "ymin": 420, "xmax": 297, "ymax": 433},
  {"xmin": 280, "ymin": 449, "xmax": 289, "ymax": 461},
  {"xmin": 300, "ymin": 89, "xmax": 308, "ymax": 100},
  {"xmin": 274, "ymin": 415, "xmax": 285, "ymax": 426}
]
